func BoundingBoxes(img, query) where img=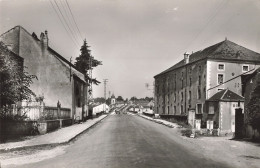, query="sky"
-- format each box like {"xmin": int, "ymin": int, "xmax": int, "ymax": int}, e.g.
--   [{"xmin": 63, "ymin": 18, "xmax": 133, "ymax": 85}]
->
[{"xmin": 1, "ymin": 0, "xmax": 260, "ymax": 99}]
